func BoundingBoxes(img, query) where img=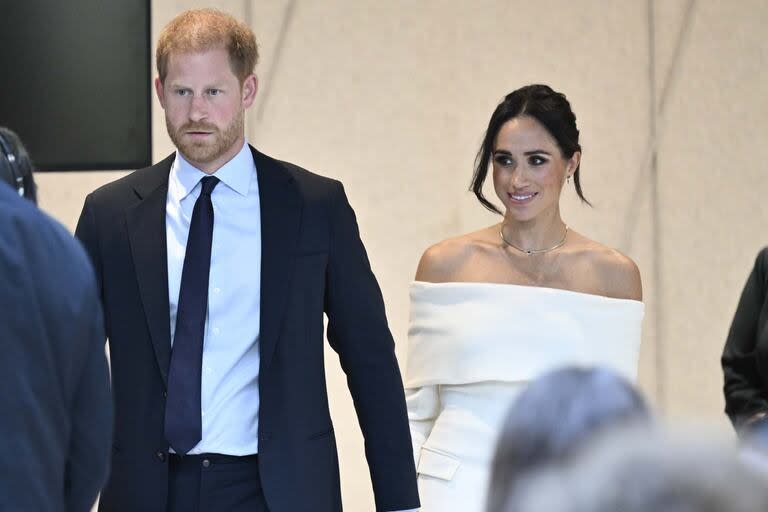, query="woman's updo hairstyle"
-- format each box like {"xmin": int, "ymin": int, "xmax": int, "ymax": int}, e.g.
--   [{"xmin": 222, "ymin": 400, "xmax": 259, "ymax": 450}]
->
[{"xmin": 471, "ymin": 84, "xmax": 589, "ymax": 214}]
